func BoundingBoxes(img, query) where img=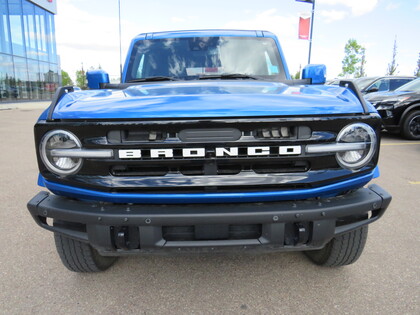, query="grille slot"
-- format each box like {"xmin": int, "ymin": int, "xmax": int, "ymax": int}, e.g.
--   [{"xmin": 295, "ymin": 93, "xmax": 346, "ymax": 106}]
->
[
  {"xmin": 179, "ymin": 128, "xmax": 241, "ymax": 142},
  {"xmin": 112, "ymin": 161, "xmax": 308, "ymax": 176},
  {"xmin": 253, "ymin": 161, "xmax": 309, "ymax": 174},
  {"xmin": 255, "ymin": 126, "xmax": 311, "ymax": 139},
  {"xmin": 163, "ymin": 224, "xmax": 262, "ymax": 241},
  {"xmin": 107, "ymin": 130, "xmax": 166, "ymax": 143},
  {"xmin": 111, "ymin": 165, "xmax": 169, "ymax": 176}
]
